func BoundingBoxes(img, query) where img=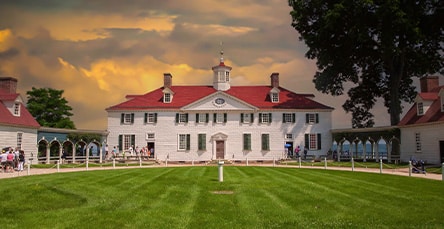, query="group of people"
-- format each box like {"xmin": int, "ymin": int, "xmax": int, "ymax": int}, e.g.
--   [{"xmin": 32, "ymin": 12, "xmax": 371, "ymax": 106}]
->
[
  {"xmin": 105, "ymin": 145, "xmax": 154, "ymax": 160},
  {"xmin": 0, "ymin": 147, "xmax": 25, "ymax": 173},
  {"xmin": 292, "ymin": 146, "xmax": 308, "ymax": 159}
]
